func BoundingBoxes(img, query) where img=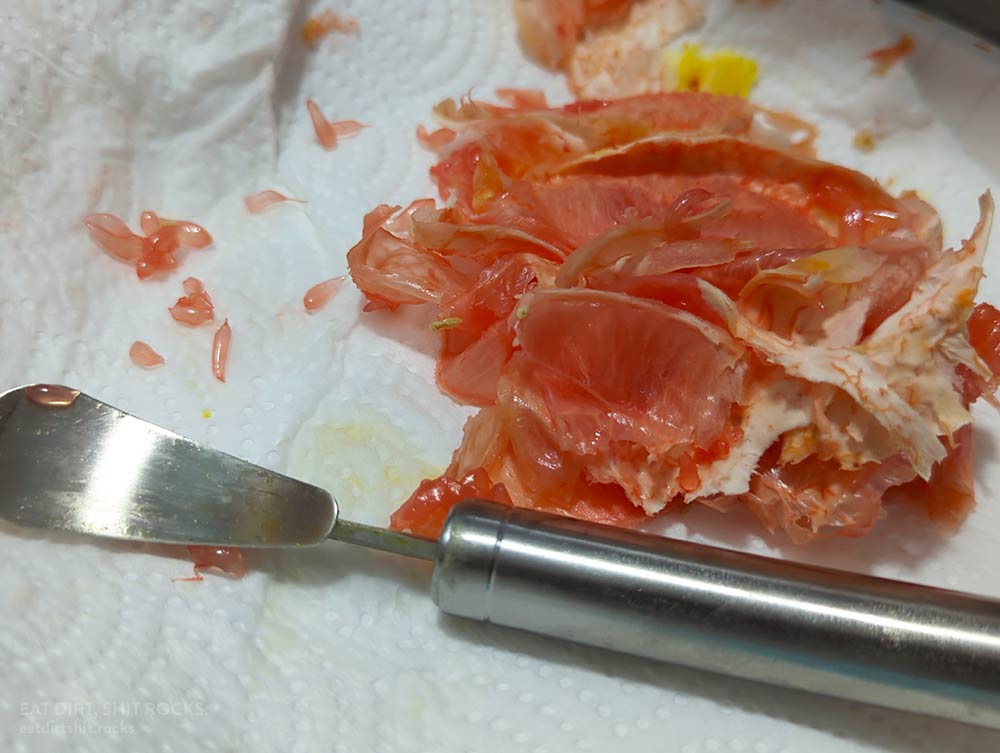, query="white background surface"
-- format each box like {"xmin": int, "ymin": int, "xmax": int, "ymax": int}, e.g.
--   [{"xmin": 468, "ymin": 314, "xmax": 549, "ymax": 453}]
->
[{"xmin": 1, "ymin": 1, "xmax": 1000, "ymax": 751}]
